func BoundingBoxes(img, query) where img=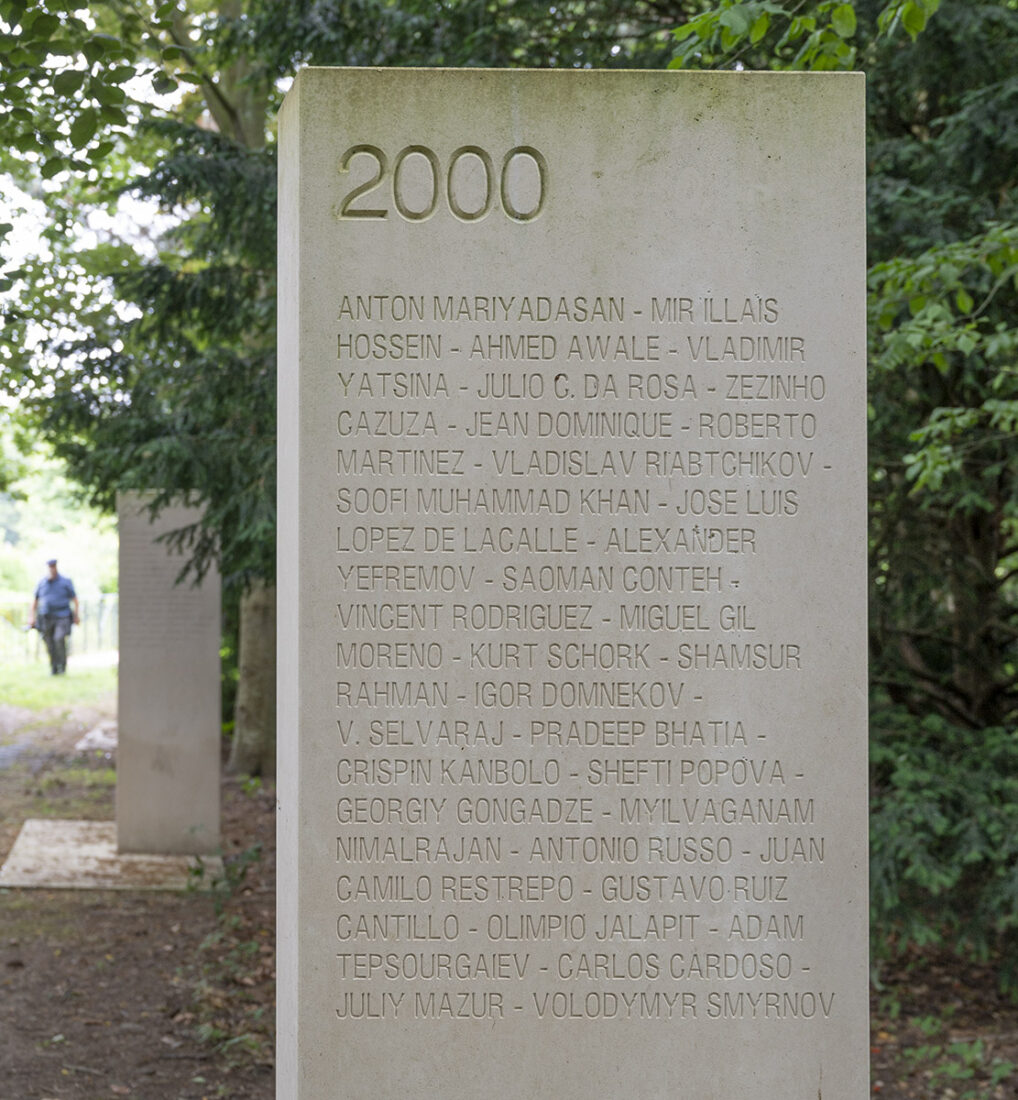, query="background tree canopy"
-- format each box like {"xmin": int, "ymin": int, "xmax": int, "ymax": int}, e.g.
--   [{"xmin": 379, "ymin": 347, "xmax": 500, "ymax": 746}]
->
[
  {"xmin": 3, "ymin": 0, "xmax": 1018, "ymax": 981},
  {"xmin": 1, "ymin": 0, "xmax": 698, "ymax": 772},
  {"xmin": 675, "ymin": 0, "xmax": 1018, "ymax": 985}
]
